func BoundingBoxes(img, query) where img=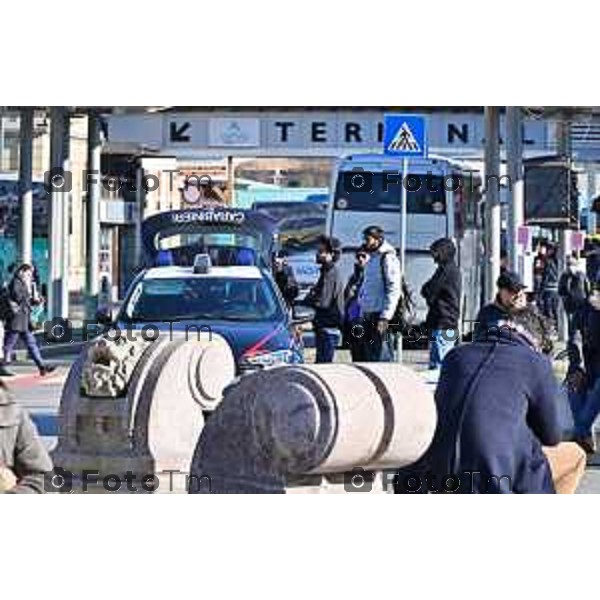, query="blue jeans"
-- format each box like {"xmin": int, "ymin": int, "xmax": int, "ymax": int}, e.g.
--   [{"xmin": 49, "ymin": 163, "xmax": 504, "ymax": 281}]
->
[
  {"xmin": 315, "ymin": 328, "xmax": 339, "ymax": 363},
  {"xmin": 429, "ymin": 328, "xmax": 458, "ymax": 370},
  {"xmin": 3, "ymin": 330, "xmax": 45, "ymax": 370},
  {"xmin": 363, "ymin": 314, "xmax": 395, "ymax": 363},
  {"xmin": 541, "ymin": 291, "xmax": 560, "ymax": 325},
  {"xmin": 570, "ymin": 377, "xmax": 600, "ymax": 439}
]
